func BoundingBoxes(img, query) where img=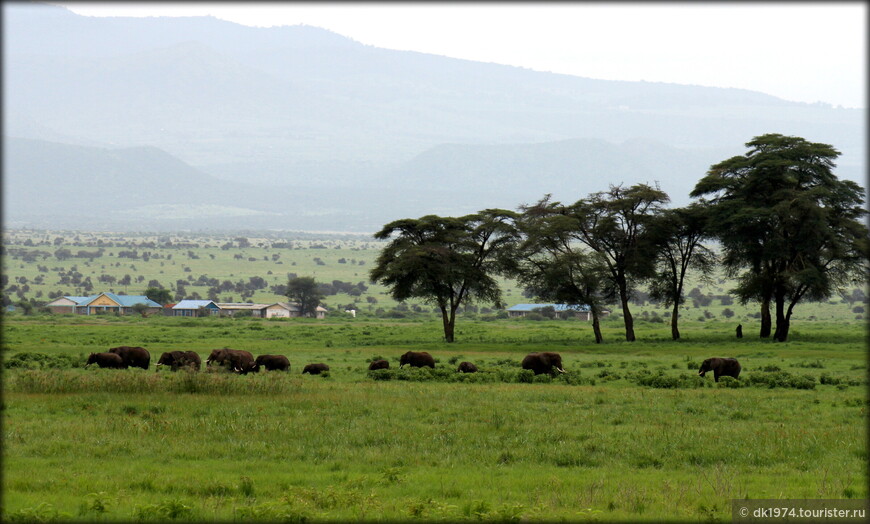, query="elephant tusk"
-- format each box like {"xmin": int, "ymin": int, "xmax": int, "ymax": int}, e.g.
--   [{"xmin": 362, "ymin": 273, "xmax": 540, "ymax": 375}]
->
[{"xmin": 557, "ymin": 367, "xmax": 566, "ymax": 373}]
